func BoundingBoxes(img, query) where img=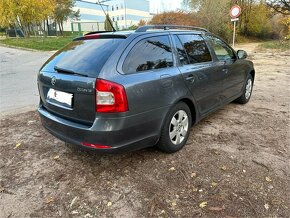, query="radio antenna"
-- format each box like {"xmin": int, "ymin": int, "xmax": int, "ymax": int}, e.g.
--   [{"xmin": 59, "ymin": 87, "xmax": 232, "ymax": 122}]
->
[{"xmin": 97, "ymin": 0, "xmax": 116, "ymax": 32}]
